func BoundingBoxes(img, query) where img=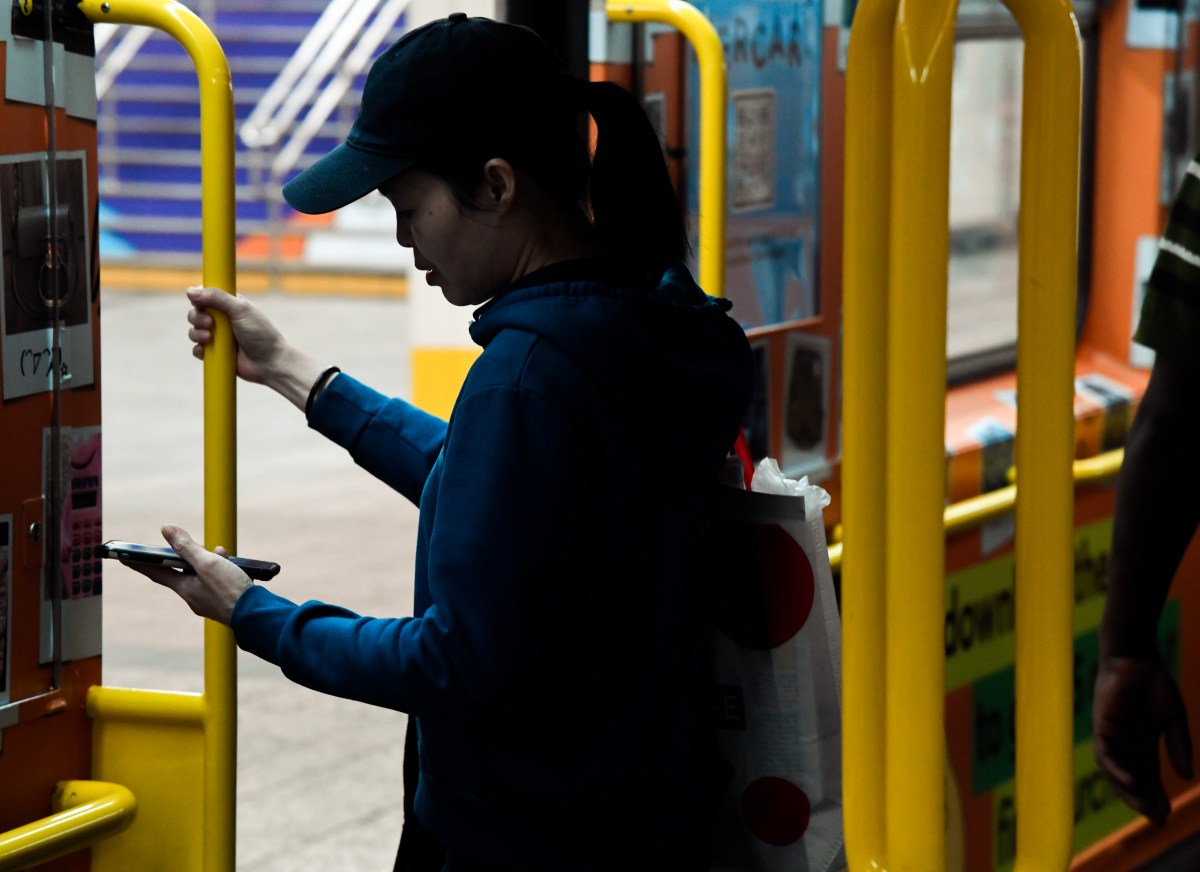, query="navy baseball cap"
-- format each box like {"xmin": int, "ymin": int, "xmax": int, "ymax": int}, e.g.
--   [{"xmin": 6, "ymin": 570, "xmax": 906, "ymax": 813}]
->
[{"xmin": 282, "ymin": 13, "xmax": 576, "ymax": 214}]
